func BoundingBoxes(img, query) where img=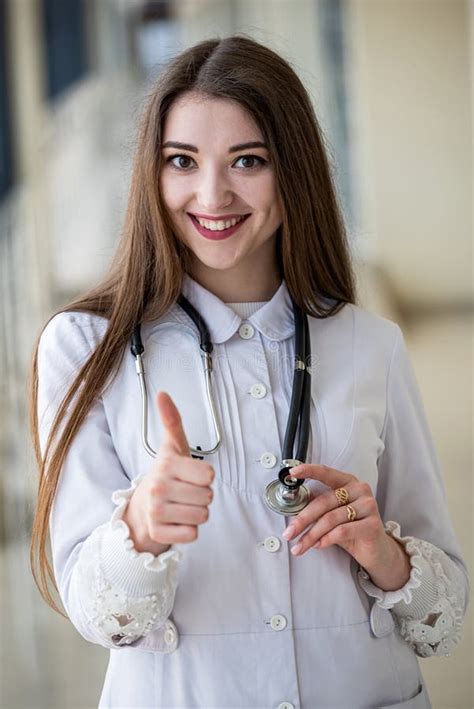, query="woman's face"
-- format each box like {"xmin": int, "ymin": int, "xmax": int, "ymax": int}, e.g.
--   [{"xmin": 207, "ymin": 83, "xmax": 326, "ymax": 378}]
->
[{"xmin": 158, "ymin": 91, "xmax": 282, "ymax": 288}]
